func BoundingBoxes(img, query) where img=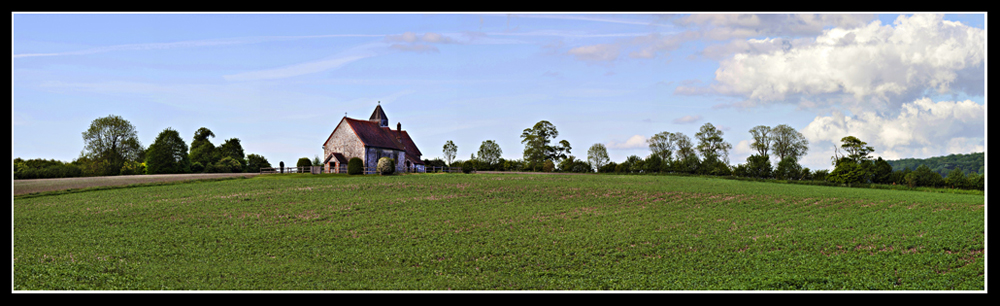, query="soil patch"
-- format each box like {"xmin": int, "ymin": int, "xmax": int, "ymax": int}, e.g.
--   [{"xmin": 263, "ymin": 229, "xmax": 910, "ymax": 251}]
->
[{"xmin": 13, "ymin": 173, "xmax": 259, "ymax": 196}]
